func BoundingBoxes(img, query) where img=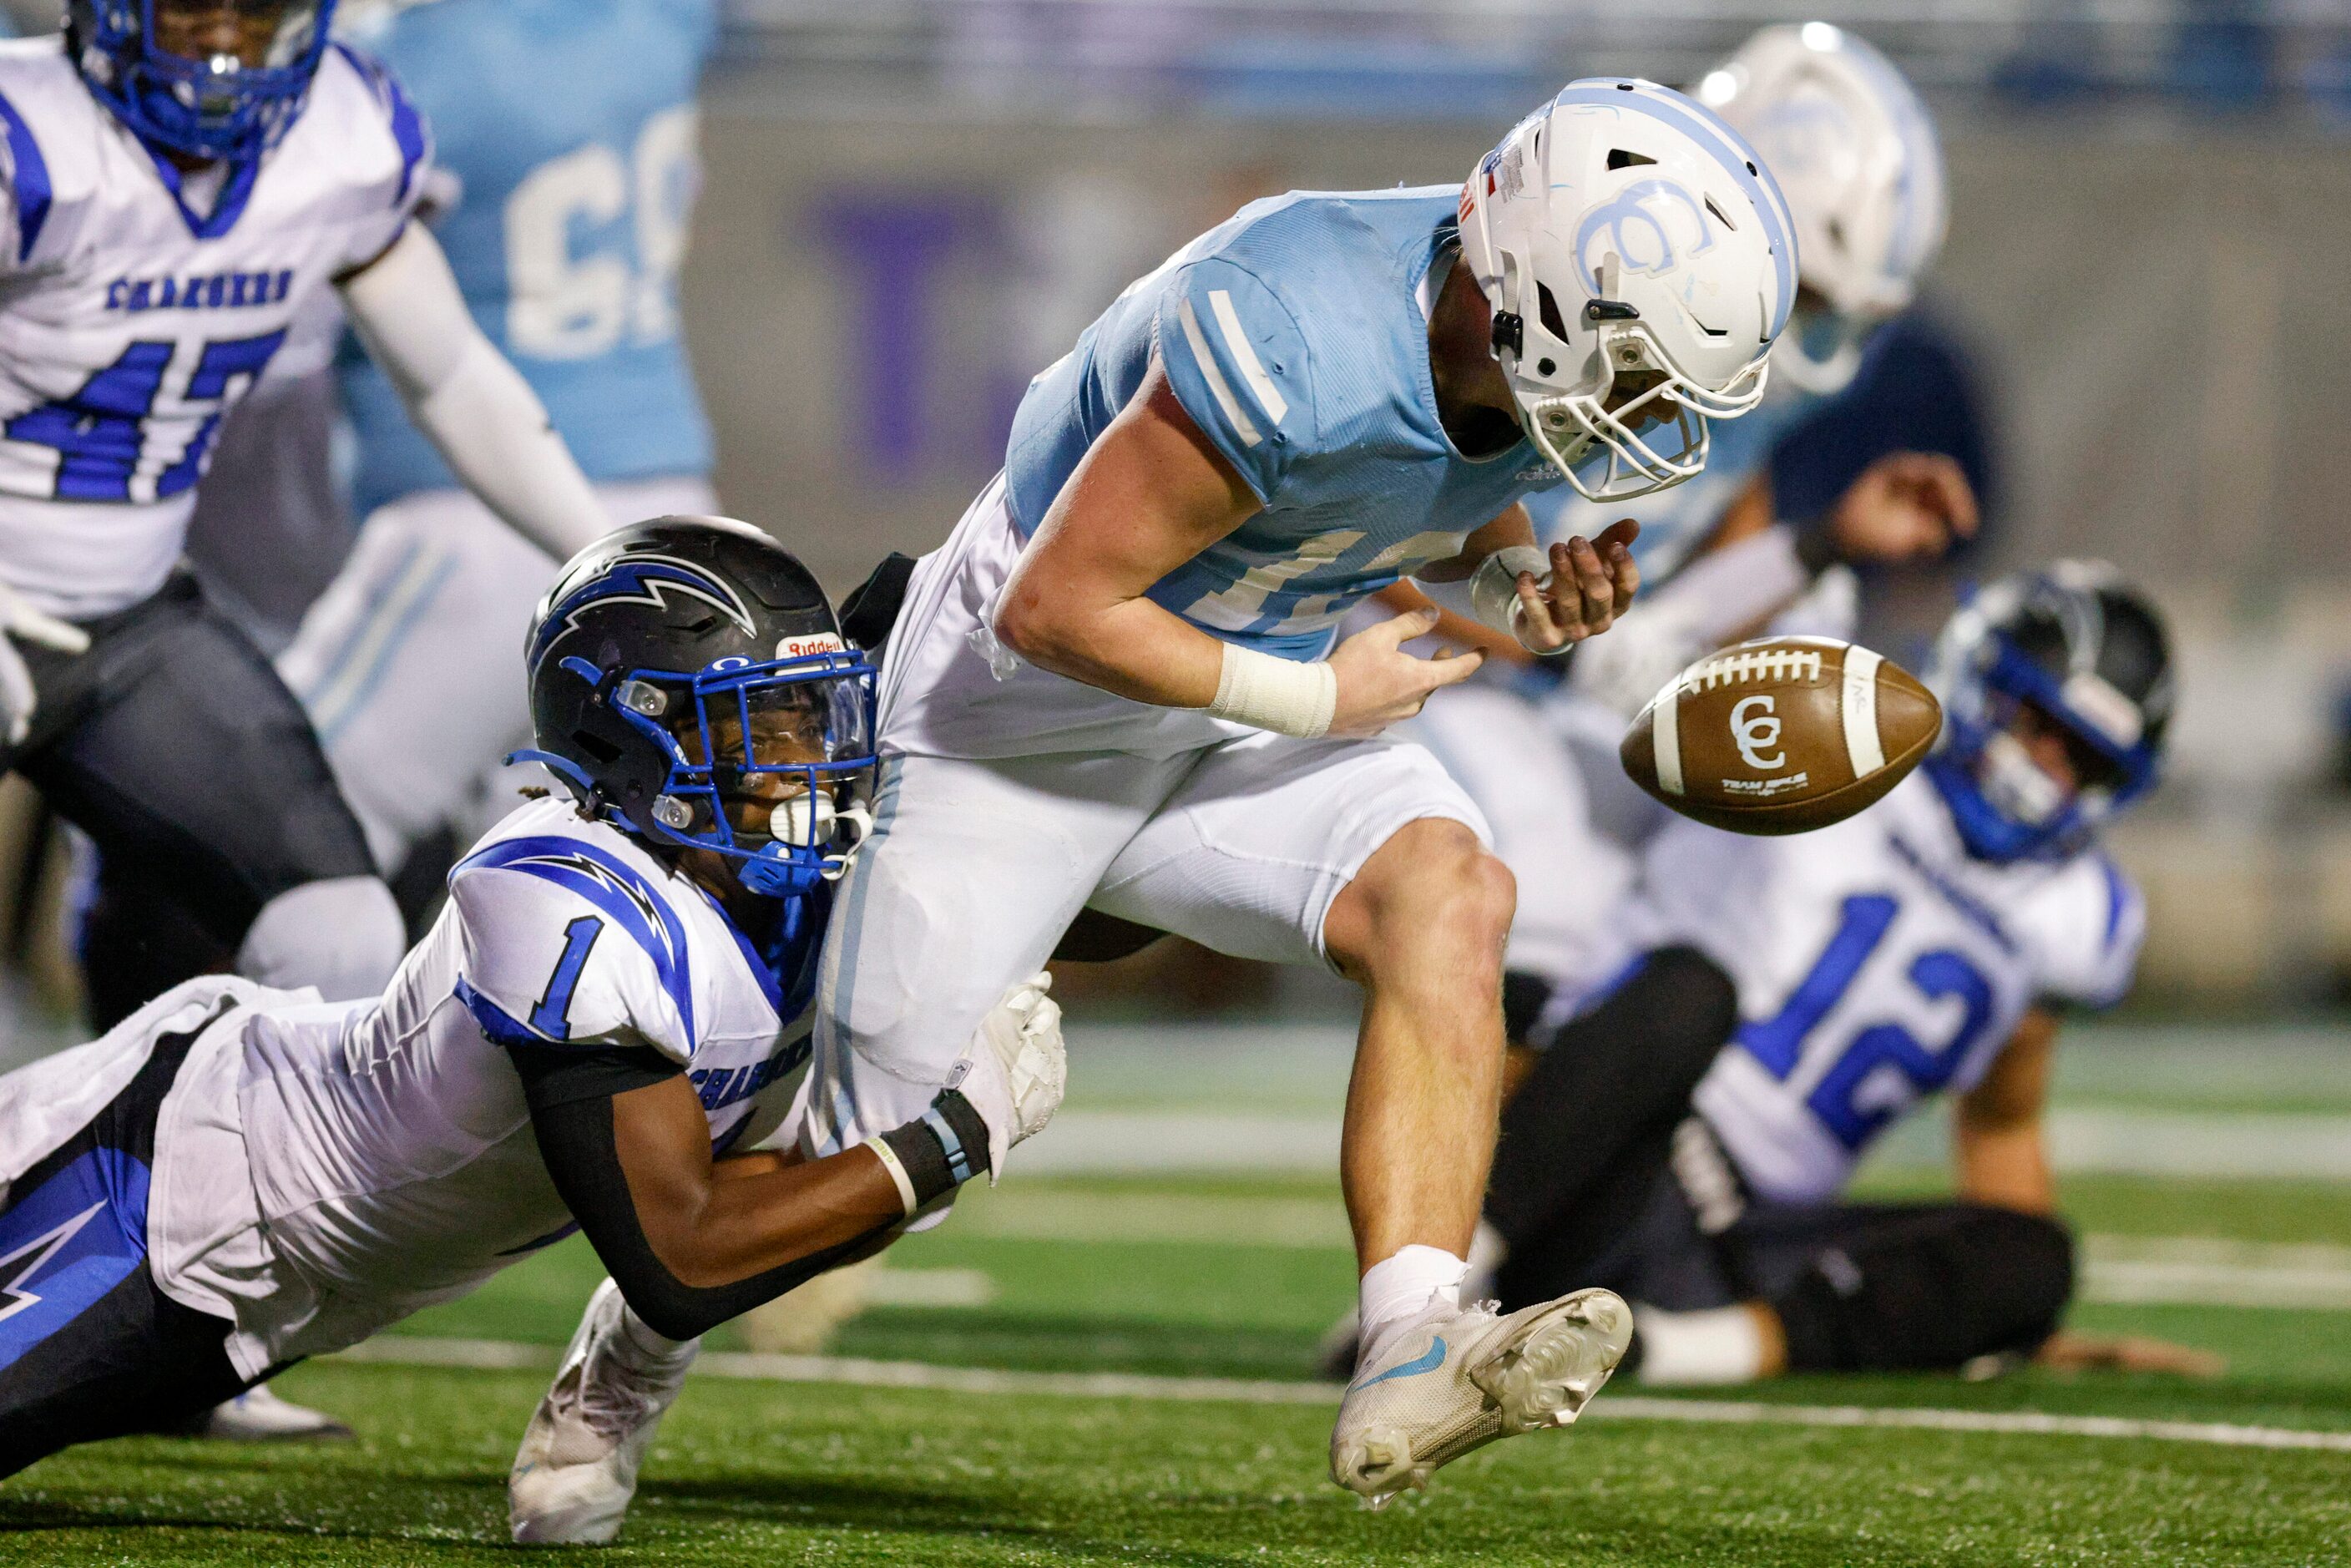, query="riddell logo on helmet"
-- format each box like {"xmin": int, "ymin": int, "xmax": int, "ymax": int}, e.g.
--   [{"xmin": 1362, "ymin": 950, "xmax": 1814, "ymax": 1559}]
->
[
  {"xmin": 776, "ymin": 633, "xmax": 847, "ymax": 659},
  {"xmin": 1575, "ymin": 180, "xmax": 1717, "ymax": 291}
]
